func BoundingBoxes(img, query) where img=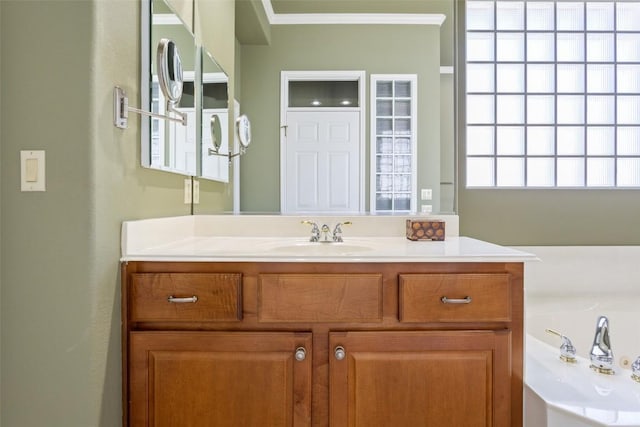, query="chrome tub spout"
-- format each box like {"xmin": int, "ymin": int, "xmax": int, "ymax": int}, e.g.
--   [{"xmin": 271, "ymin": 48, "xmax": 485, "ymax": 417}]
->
[{"xmin": 589, "ymin": 315, "xmax": 615, "ymax": 375}]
